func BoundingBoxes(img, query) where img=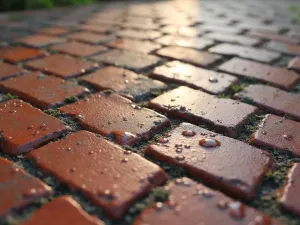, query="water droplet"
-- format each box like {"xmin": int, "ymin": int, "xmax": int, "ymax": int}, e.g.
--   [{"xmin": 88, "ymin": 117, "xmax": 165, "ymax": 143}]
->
[
  {"xmin": 217, "ymin": 200, "xmax": 228, "ymax": 210},
  {"xmin": 209, "ymin": 77, "xmax": 218, "ymax": 83},
  {"xmin": 261, "ymin": 130, "xmax": 267, "ymax": 135},
  {"xmin": 282, "ymin": 134, "xmax": 293, "ymax": 140},
  {"xmin": 27, "ymin": 125, "xmax": 33, "ymax": 130},
  {"xmin": 69, "ymin": 167, "xmax": 76, "ymax": 172},
  {"xmin": 88, "ymin": 151, "xmax": 94, "ymax": 155},
  {"xmin": 184, "ymin": 144, "xmax": 190, "ymax": 149},
  {"xmin": 228, "ymin": 202, "xmax": 245, "ymax": 219},
  {"xmin": 182, "ymin": 130, "xmax": 196, "ymax": 137},
  {"xmin": 124, "ymin": 150, "xmax": 132, "ymax": 155},
  {"xmin": 175, "ymin": 148, "xmax": 182, "ymax": 153},
  {"xmin": 122, "ymin": 158, "xmax": 129, "ymax": 163},
  {"xmin": 7, "ymin": 136, "xmax": 12, "ymax": 140},
  {"xmin": 158, "ymin": 137, "xmax": 169, "ymax": 143},
  {"xmin": 39, "ymin": 124, "xmax": 46, "ymax": 128},
  {"xmin": 155, "ymin": 202, "xmax": 163, "ymax": 210},
  {"xmin": 175, "ymin": 155, "xmax": 185, "ymax": 161},
  {"xmin": 66, "ymin": 147, "xmax": 71, "ymax": 151},
  {"xmin": 11, "ymin": 167, "xmax": 20, "ymax": 173},
  {"xmin": 23, "ymin": 188, "xmax": 37, "ymax": 197},
  {"xmin": 249, "ymin": 216, "xmax": 272, "ymax": 225},
  {"xmin": 199, "ymin": 138, "xmax": 220, "ymax": 148},
  {"xmin": 124, "ymin": 80, "xmax": 129, "ymax": 84},
  {"xmin": 9, "ymin": 110, "xmax": 17, "ymax": 113}
]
